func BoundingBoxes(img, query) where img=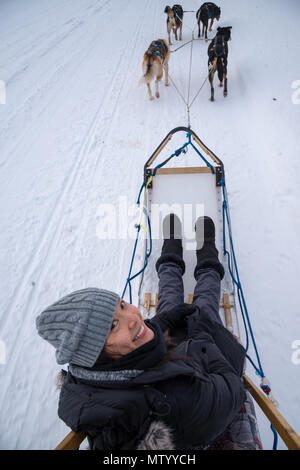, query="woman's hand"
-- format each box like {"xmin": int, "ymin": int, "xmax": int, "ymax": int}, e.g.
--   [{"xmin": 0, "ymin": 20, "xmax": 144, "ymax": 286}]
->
[{"xmin": 150, "ymin": 303, "xmax": 198, "ymax": 333}]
